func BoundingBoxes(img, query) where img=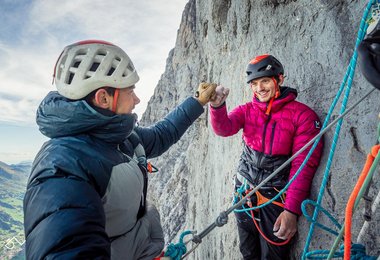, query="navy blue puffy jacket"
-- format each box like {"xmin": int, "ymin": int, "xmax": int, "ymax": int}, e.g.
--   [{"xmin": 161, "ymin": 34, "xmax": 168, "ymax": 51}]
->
[{"xmin": 23, "ymin": 91, "xmax": 204, "ymax": 259}]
